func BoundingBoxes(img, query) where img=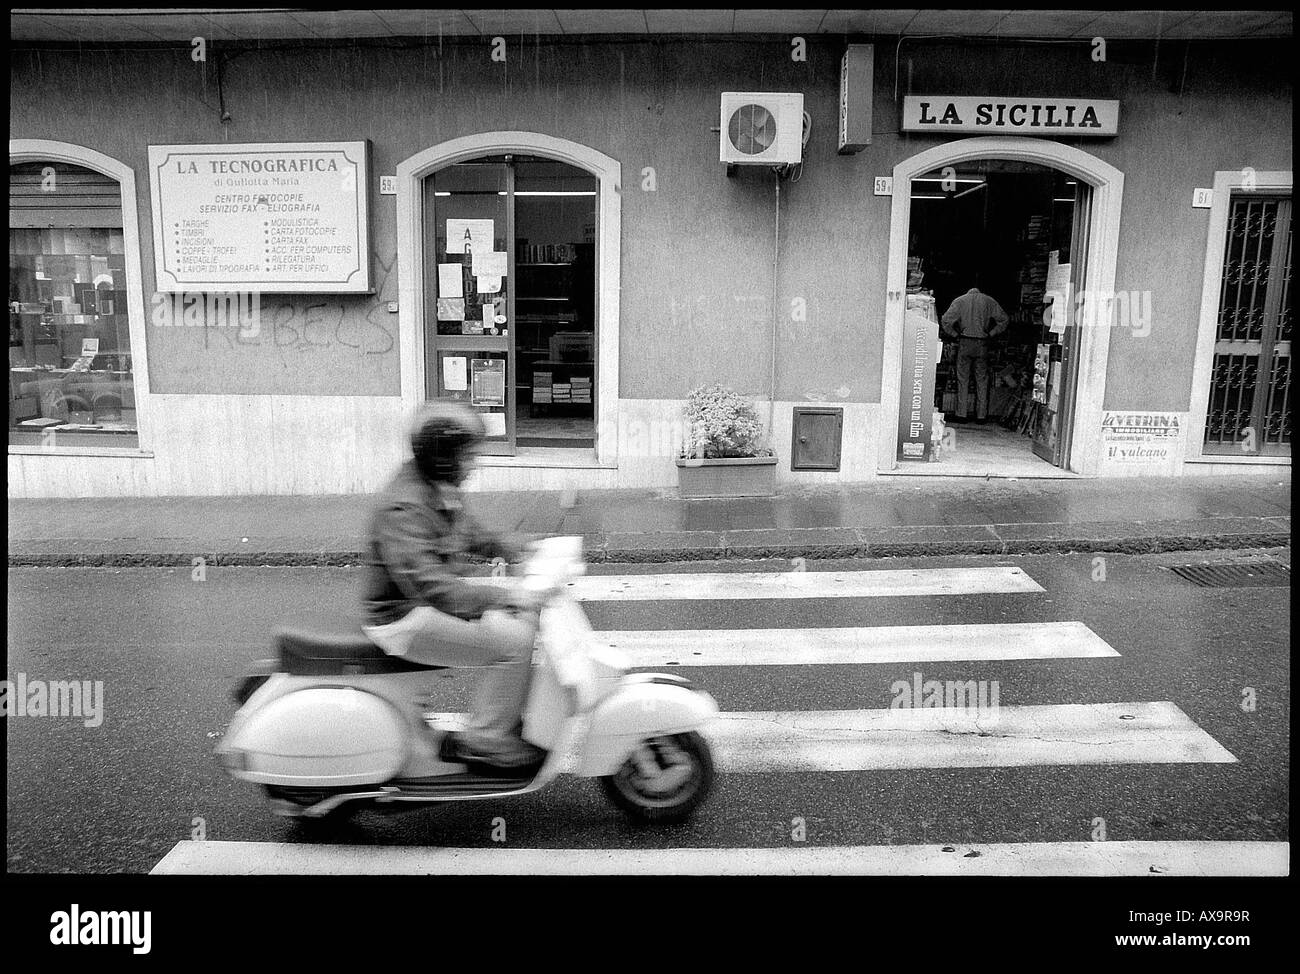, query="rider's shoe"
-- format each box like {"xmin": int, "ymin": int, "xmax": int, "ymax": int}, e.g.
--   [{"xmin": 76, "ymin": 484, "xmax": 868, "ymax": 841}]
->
[{"xmin": 439, "ymin": 731, "xmax": 547, "ymax": 777}]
